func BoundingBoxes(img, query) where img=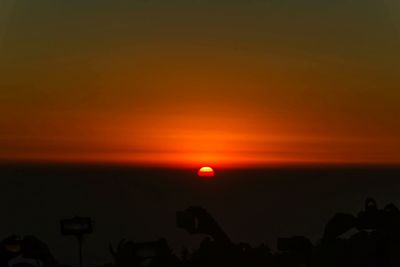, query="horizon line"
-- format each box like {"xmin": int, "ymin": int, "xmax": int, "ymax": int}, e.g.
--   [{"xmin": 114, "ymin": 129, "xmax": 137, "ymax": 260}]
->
[{"xmin": 1, "ymin": 159, "xmax": 400, "ymax": 170}]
